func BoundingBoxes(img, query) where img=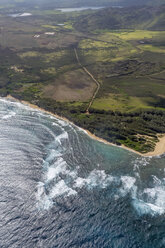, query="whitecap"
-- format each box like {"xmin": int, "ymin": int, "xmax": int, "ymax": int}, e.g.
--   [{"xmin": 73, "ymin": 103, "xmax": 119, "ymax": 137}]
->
[
  {"xmin": 133, "ymin": 157, "xmax": 151, "ymax": 172},
  {"xmin": 131, "ymin": 176, "xmax": 165, "ymax": 216},
  {"xmin": 74, "ymin": 169, "xmax": 114, "ymax": 189},
  {"xmin": 36, "ymin": 182, "xmax": 53, "ymax": 210},
  {"xmin": 49, "ymin": 180, "xmax": 77, "ymax": 198},
  {"xmin": 132, "ymin": 199, "xmax": 164, "ymax": 216},
  {"xmin": 1, "ymin": 111, "xmax": 16, "ymax": 120},
  {"xmin": 46, "ymin": 159, "xmax": 68, "ymax": 181},
  {"xmin": 57, "ymin": 119, "xmax": 68, "ymax": 127},
  {"xmin": 120, "ymin": 176, "xmax": 136, "ymax": 197},
  {"xmin": 45, "ymin": 149, "xmax": 62, "ymax": 164},
  {"xmin": 56, "ymin": 132, "xmax": 68, "ymax": 144}
]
